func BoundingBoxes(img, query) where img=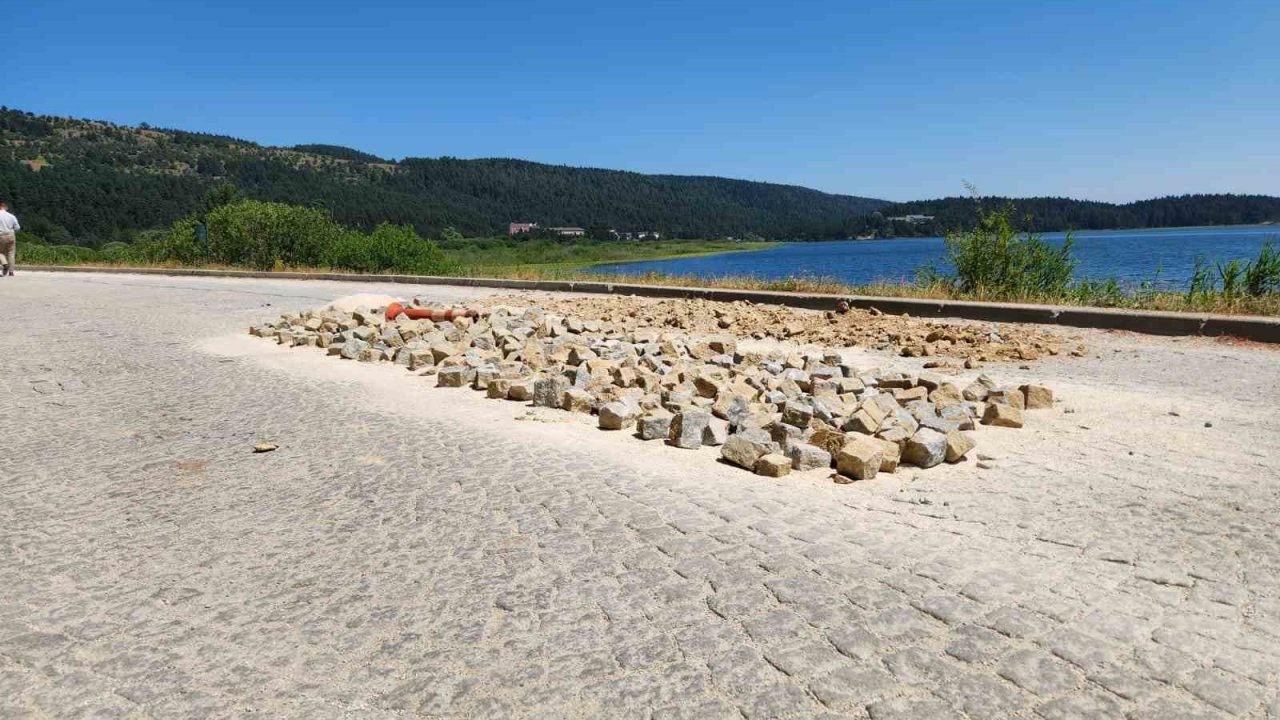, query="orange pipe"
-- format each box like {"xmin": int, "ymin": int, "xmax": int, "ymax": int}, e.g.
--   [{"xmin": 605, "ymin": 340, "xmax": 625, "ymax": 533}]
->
[{"xmin": 384, "ymin": 302, "xmax": 486, "ymax": 322}]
